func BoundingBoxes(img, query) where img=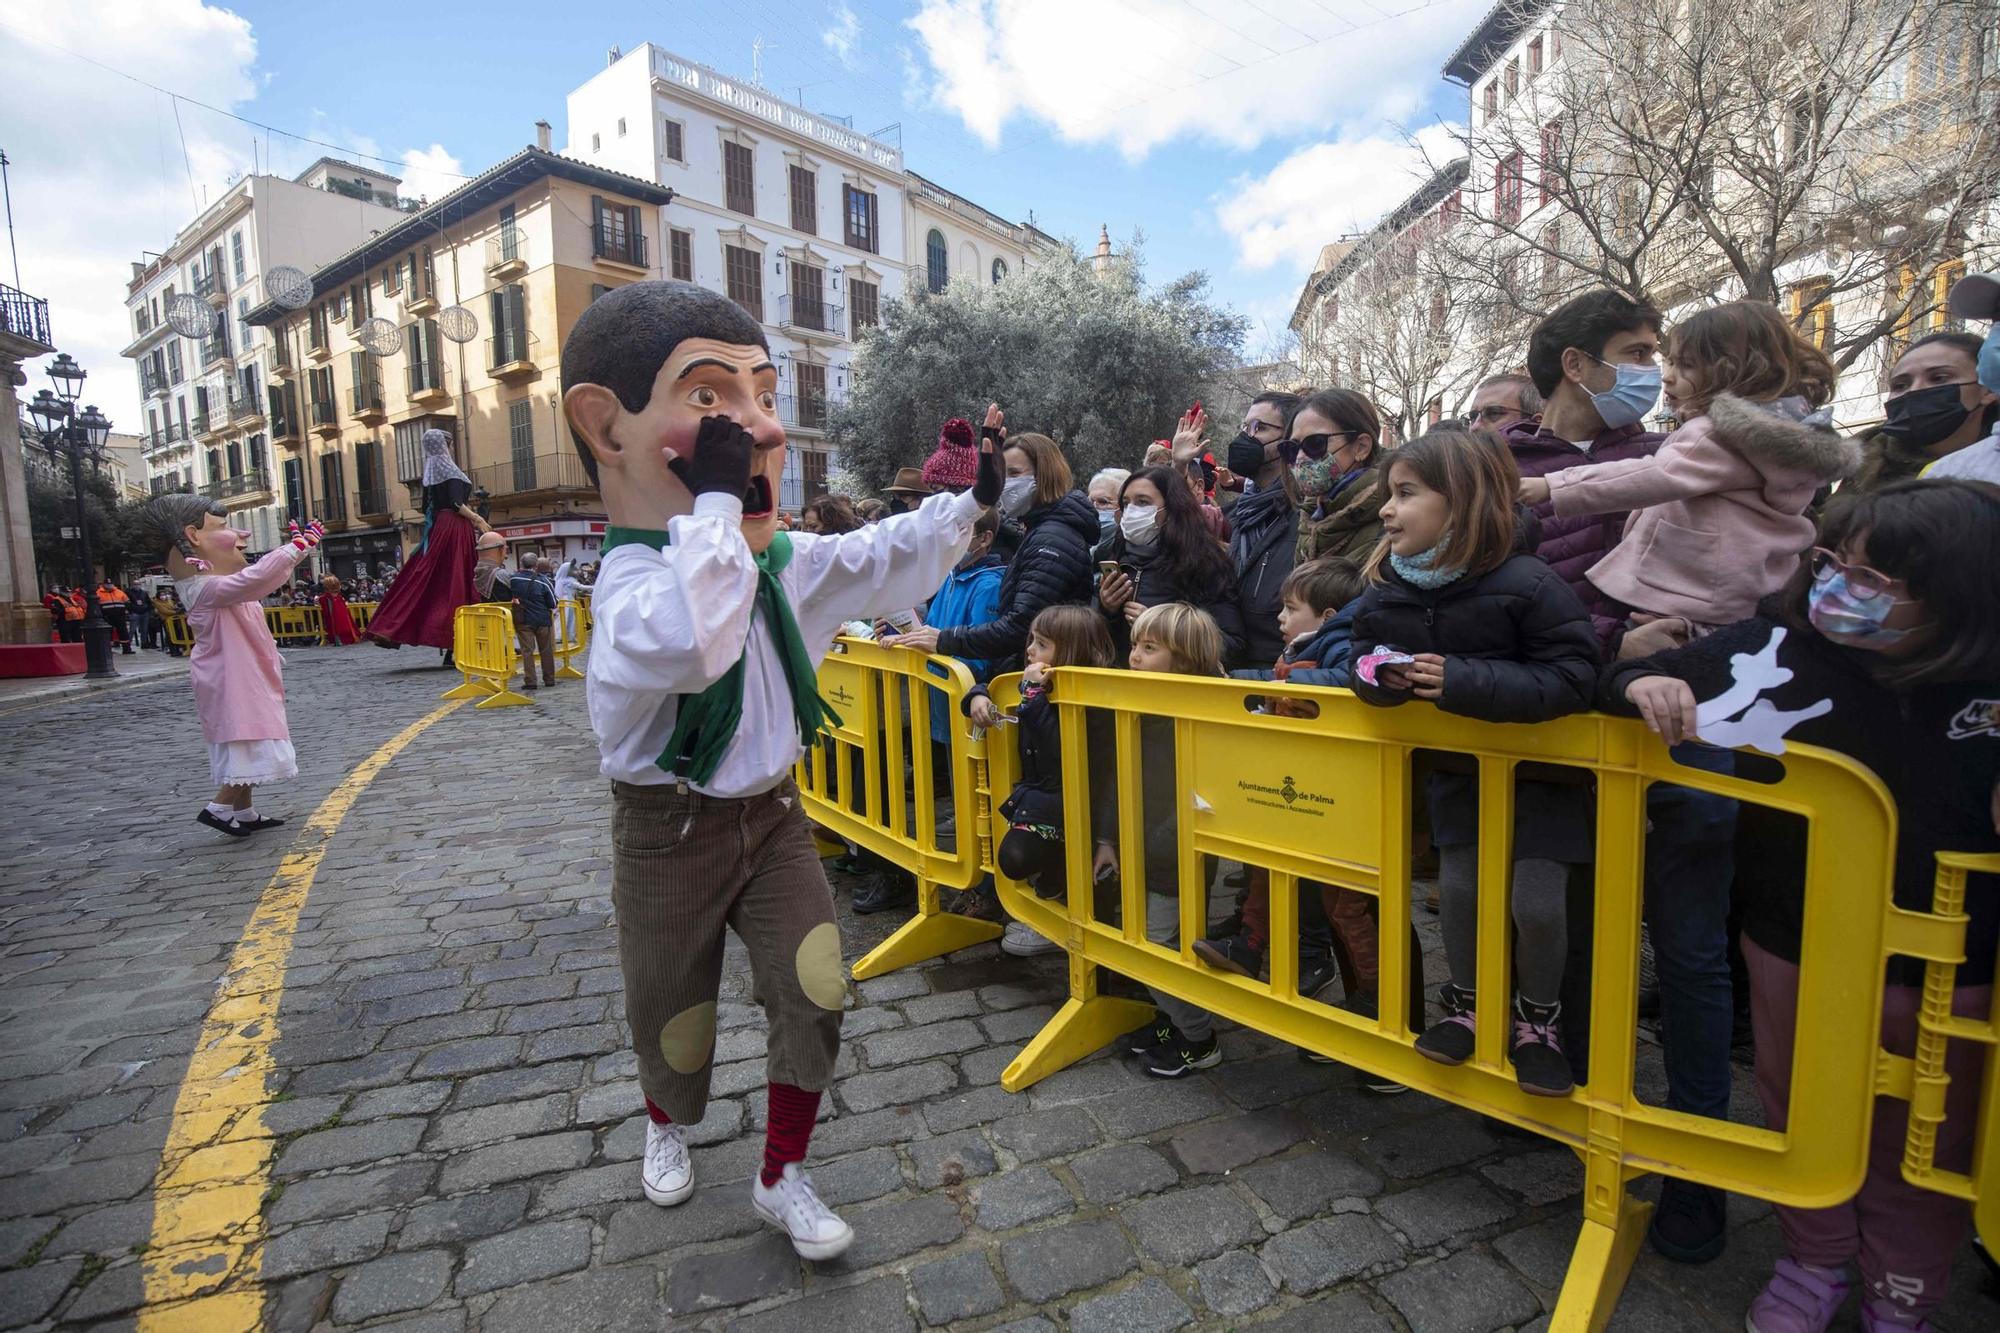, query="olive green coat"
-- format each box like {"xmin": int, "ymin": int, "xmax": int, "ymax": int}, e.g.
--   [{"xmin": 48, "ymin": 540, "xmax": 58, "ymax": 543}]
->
[{"xmin": 1296, "ymin": 459, "xmax": 1390, "ymax": 566}]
